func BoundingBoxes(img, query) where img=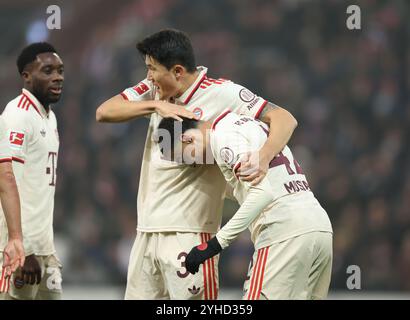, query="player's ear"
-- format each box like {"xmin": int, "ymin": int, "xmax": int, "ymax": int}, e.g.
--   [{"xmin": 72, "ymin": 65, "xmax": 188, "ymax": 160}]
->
[
  {"xmin": 21, "ymin": 70, "xmax": 31, "ymax": 83},
  {"xmin": 180, "ymin": 134, "xmax": 193, "ymax": 144},
  {"xmin": 173, "ymin": 65, "xmax": 185, "ymax": 80}
]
